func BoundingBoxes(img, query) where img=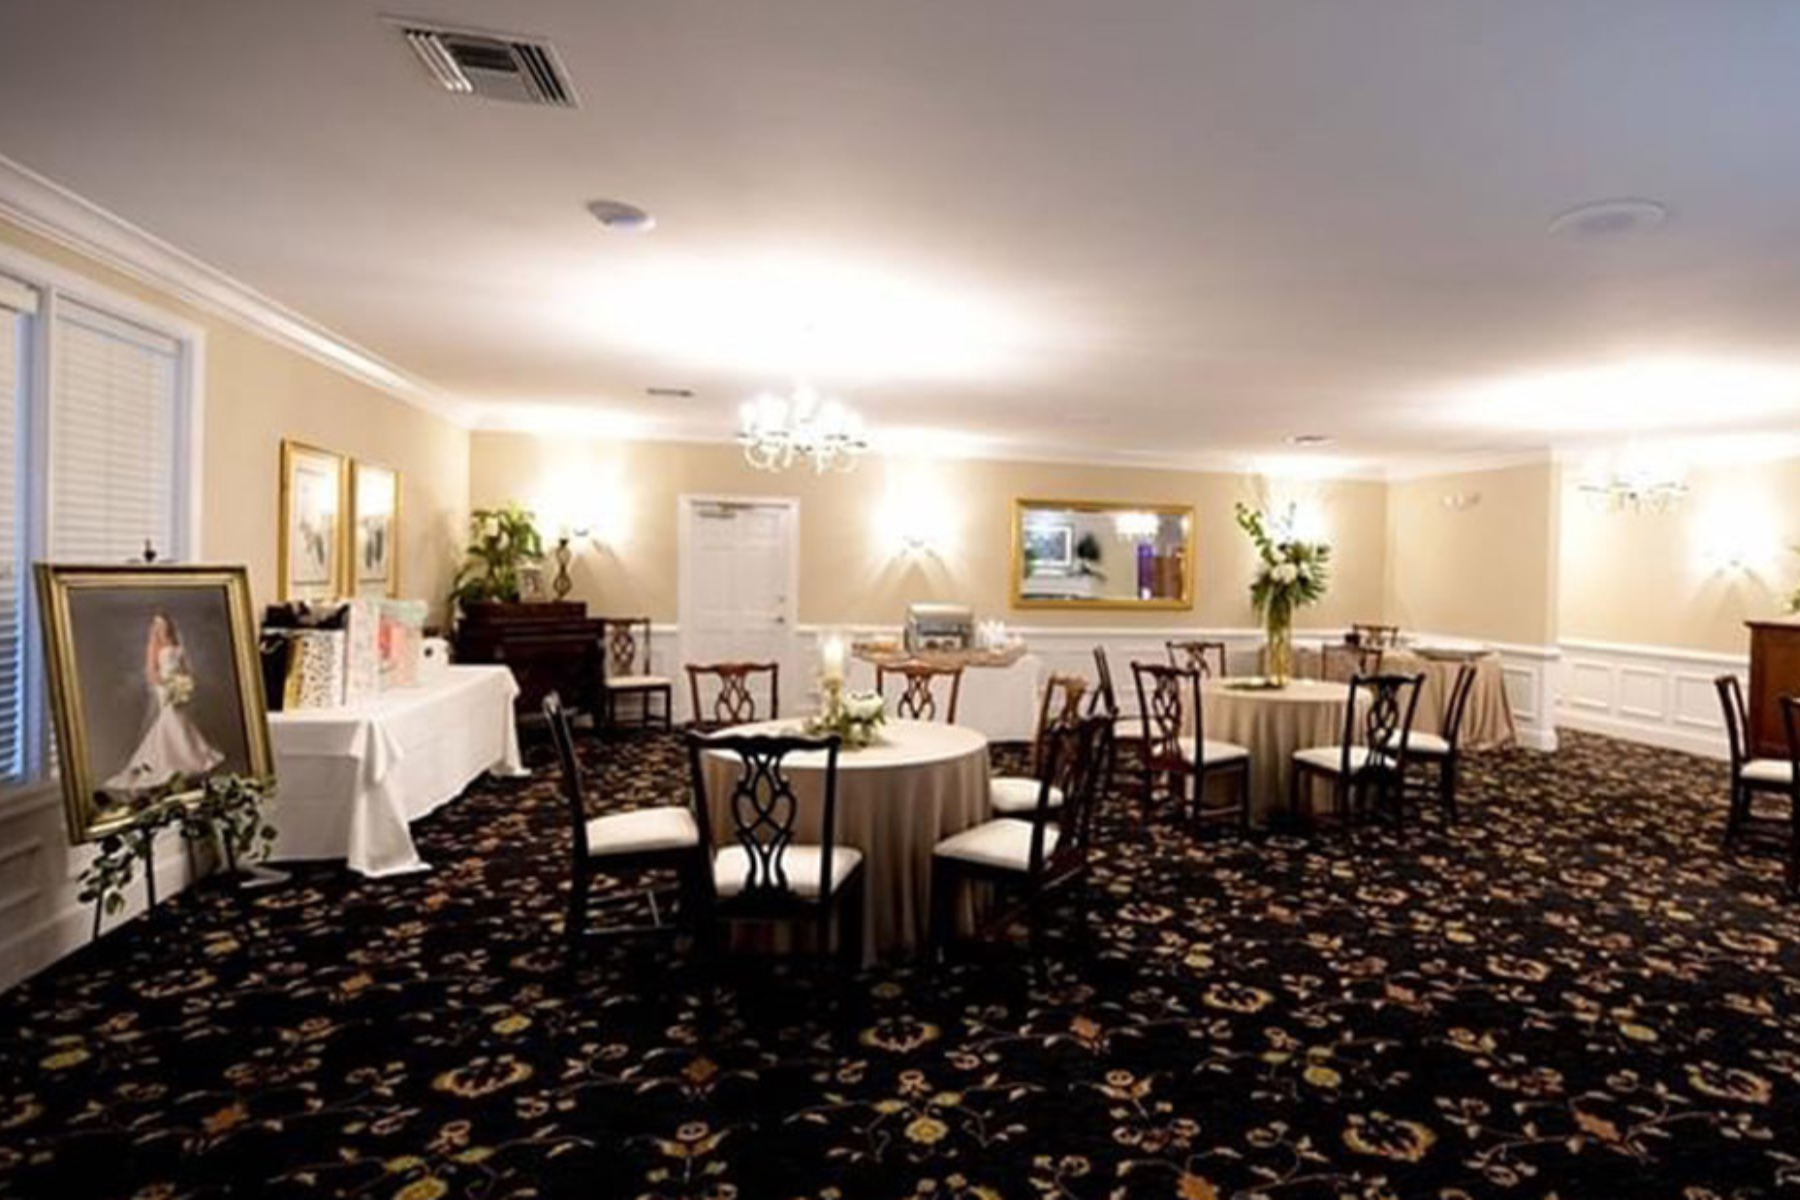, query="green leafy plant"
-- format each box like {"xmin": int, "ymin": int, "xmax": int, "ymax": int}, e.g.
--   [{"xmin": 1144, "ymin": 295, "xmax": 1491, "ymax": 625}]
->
[
  {"xmin": 1235, "ymin": 501, "xmax": 1331, "ymax": 624},
  {"xmin": 77, "ymin": 773, "xmax": 277, "ymax": 932},
  {"xmin": 451, "ymin": 503, "xmax": 545, "ymax": 609}
]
